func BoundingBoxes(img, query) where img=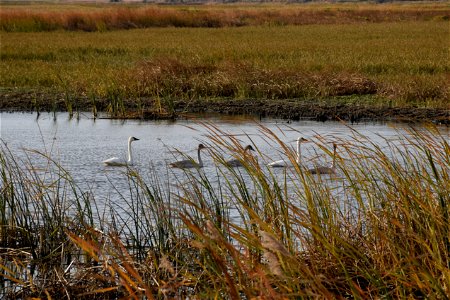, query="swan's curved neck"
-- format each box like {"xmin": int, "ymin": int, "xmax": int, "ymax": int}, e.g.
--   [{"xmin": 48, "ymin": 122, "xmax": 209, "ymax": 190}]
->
[
  {"xmin": 296, "ymin": 140, "xmax": 301, "ymax": 164},
  {"xmin": 197, "ymin": 148, "xmax": 203, "ymax": 167},
  {"xmin": 127, "ymin": 139, "xmax": 133, "ymax": 164}
]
